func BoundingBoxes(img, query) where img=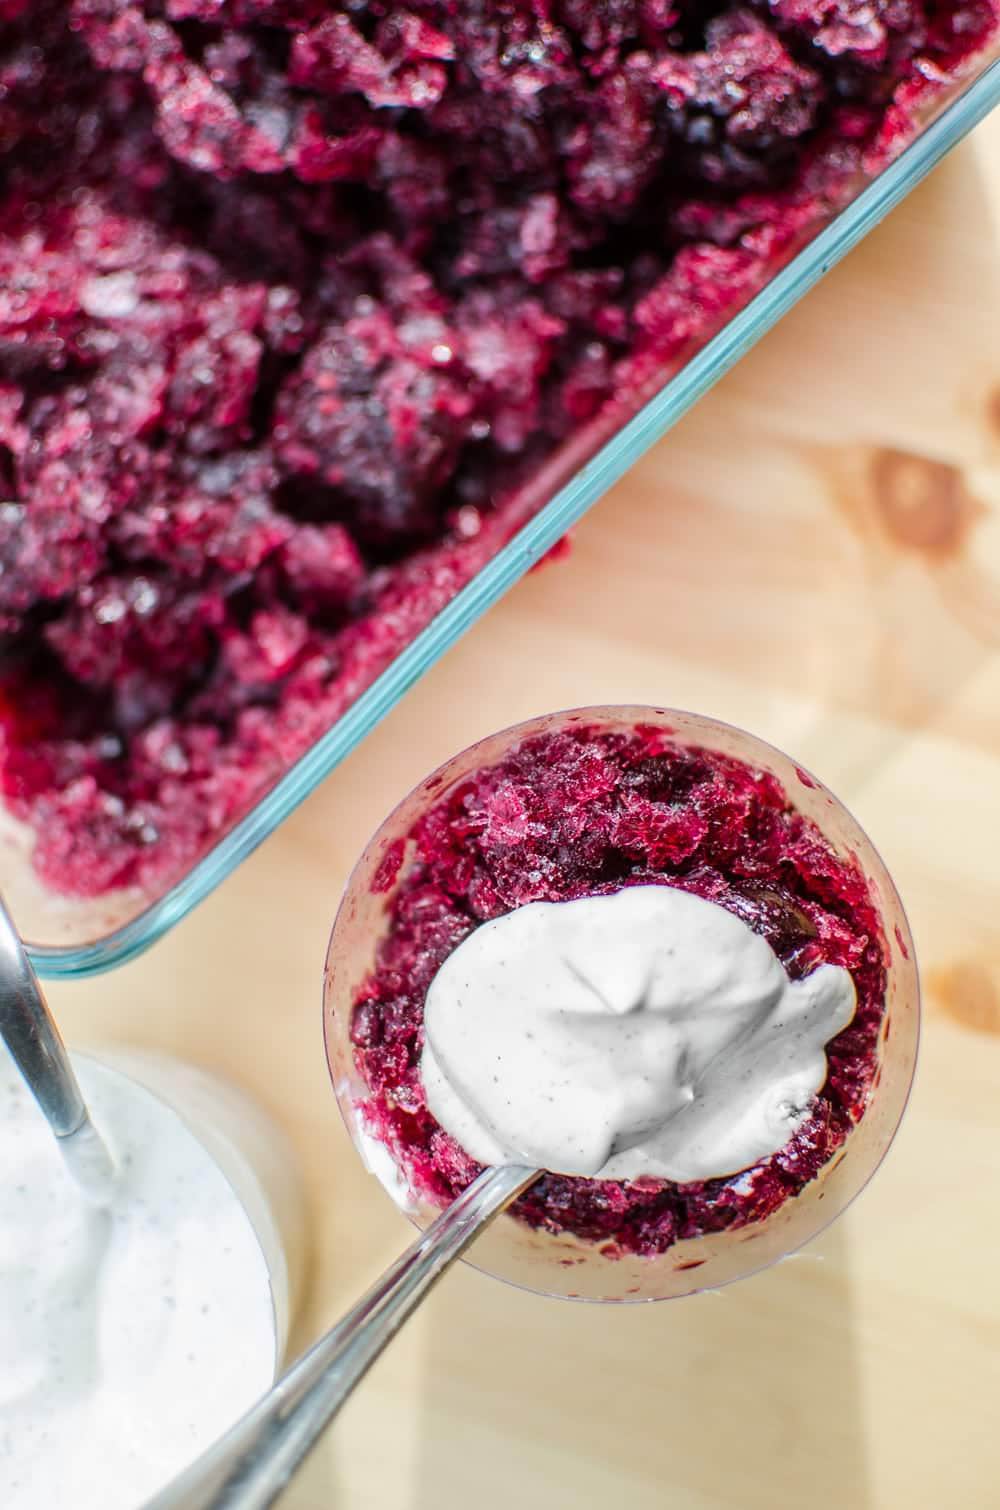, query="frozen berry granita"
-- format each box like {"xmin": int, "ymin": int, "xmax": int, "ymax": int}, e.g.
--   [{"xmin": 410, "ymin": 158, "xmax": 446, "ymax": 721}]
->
[
  {"xmin": 343, "ymin": 716, "xmax": 894, "ymax": 1258},
  {"xmin": 1, "ymin": 1, "xmax": 996, "ymax": 900}
]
